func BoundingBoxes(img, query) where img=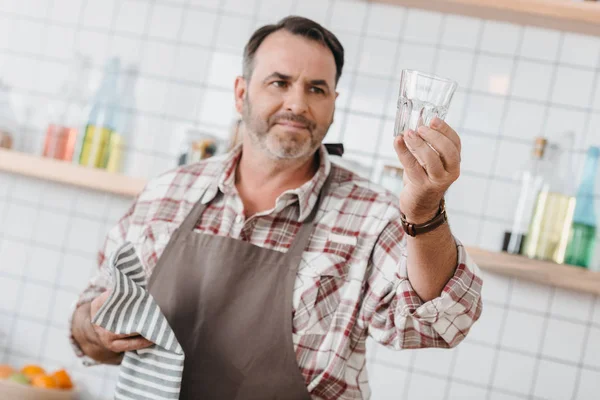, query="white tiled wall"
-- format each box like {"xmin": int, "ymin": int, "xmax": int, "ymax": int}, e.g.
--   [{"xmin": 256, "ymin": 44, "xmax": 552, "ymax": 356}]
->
[{"xmin": 0, "ymin": 0, "xmax": 599, "ymax": 399}]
